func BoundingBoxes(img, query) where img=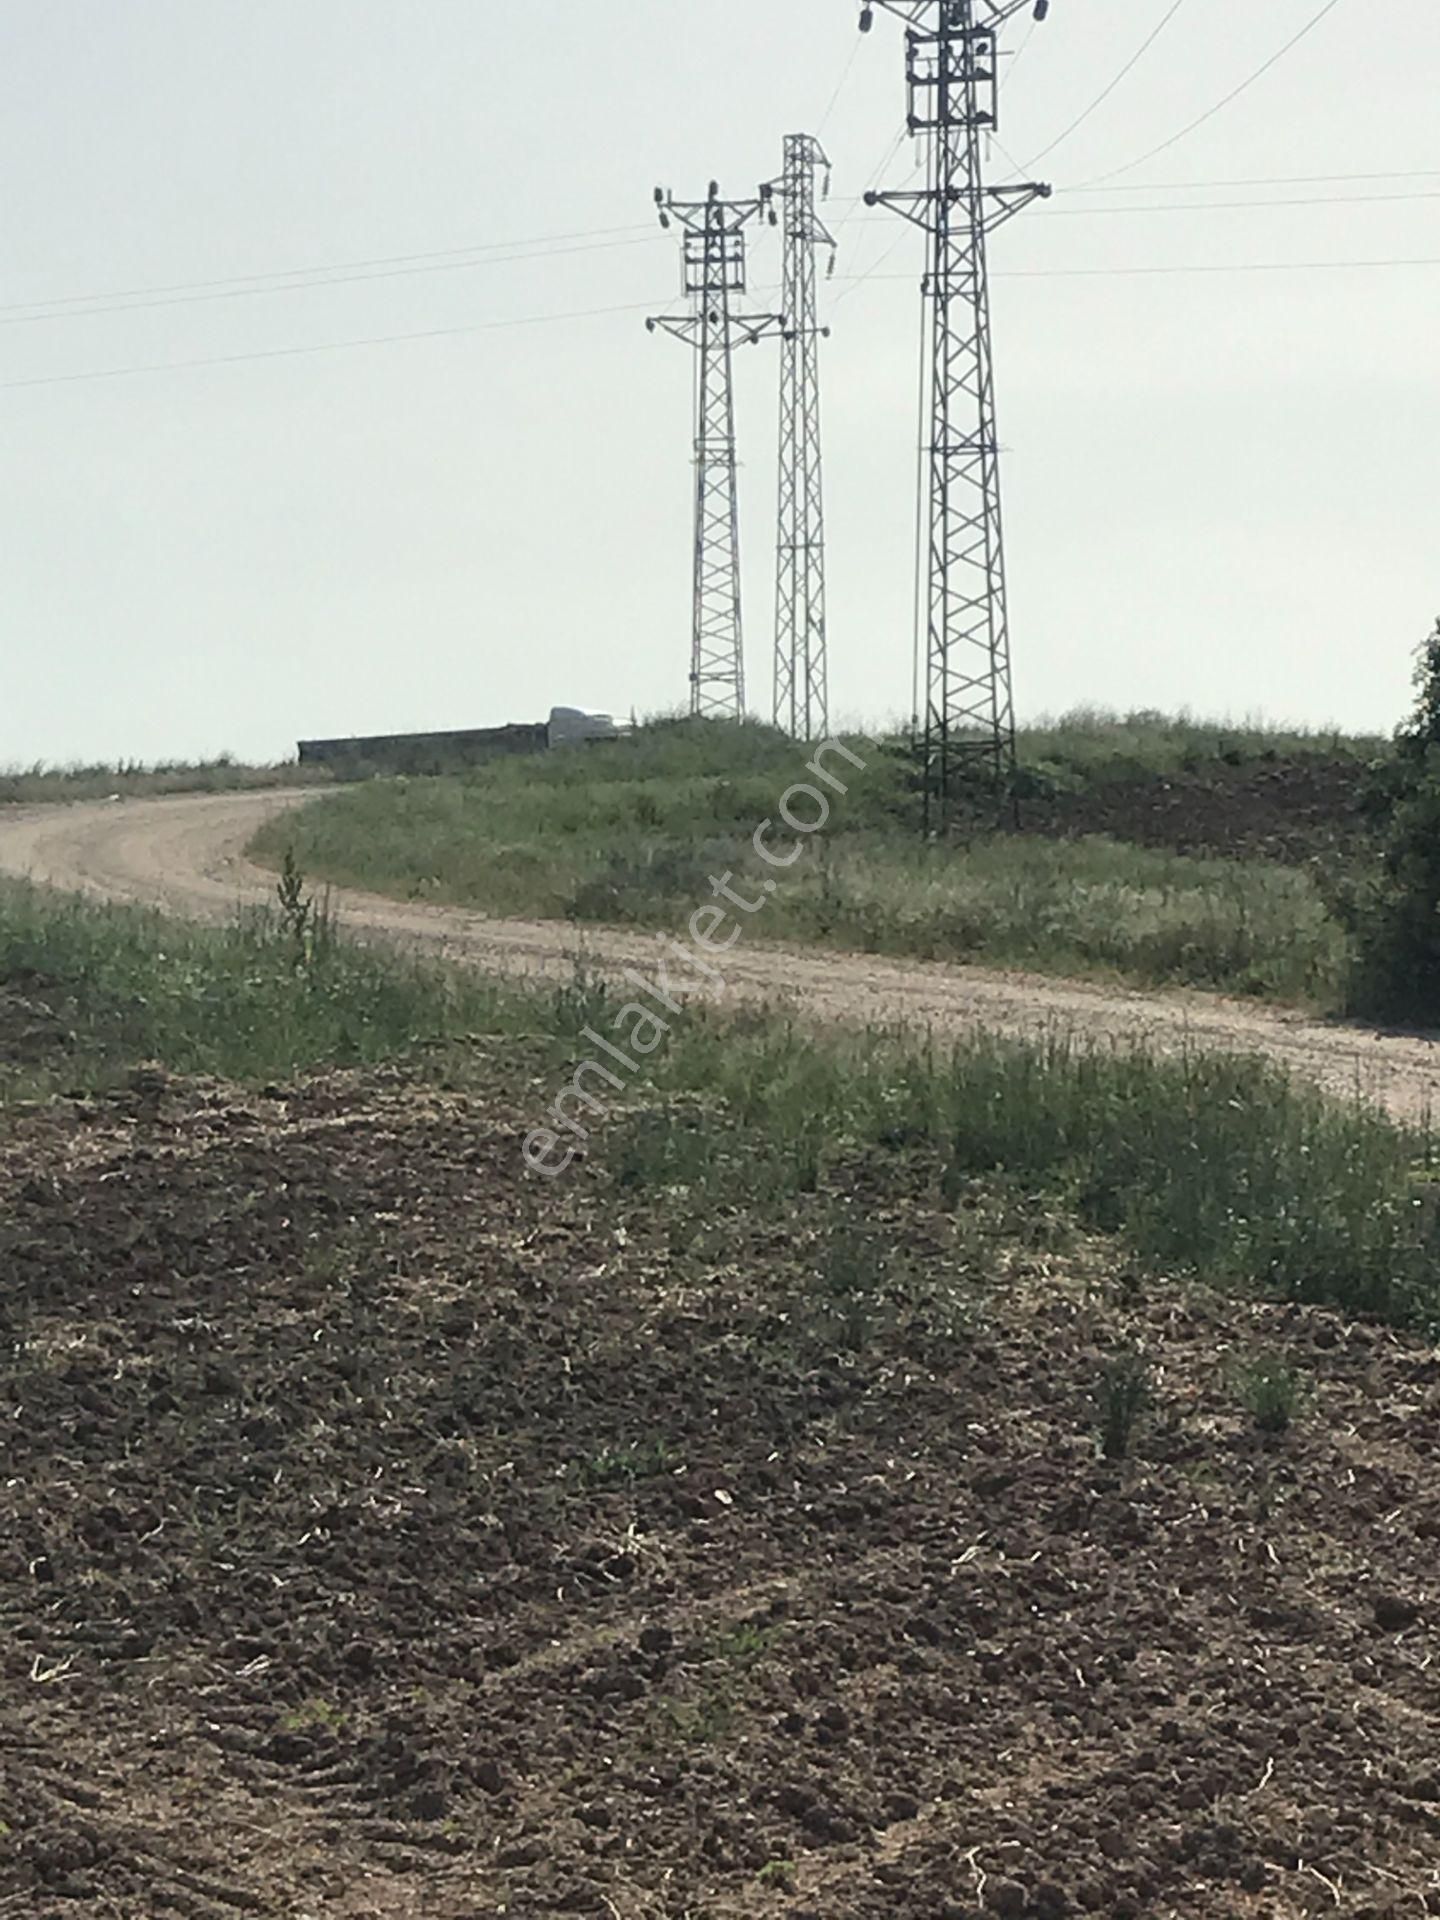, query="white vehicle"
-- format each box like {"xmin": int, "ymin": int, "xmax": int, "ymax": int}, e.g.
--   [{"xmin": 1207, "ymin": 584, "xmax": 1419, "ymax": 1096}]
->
[{"xmin": 548, "ymin": 707, "xmax": 623, "ymax": 748}]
